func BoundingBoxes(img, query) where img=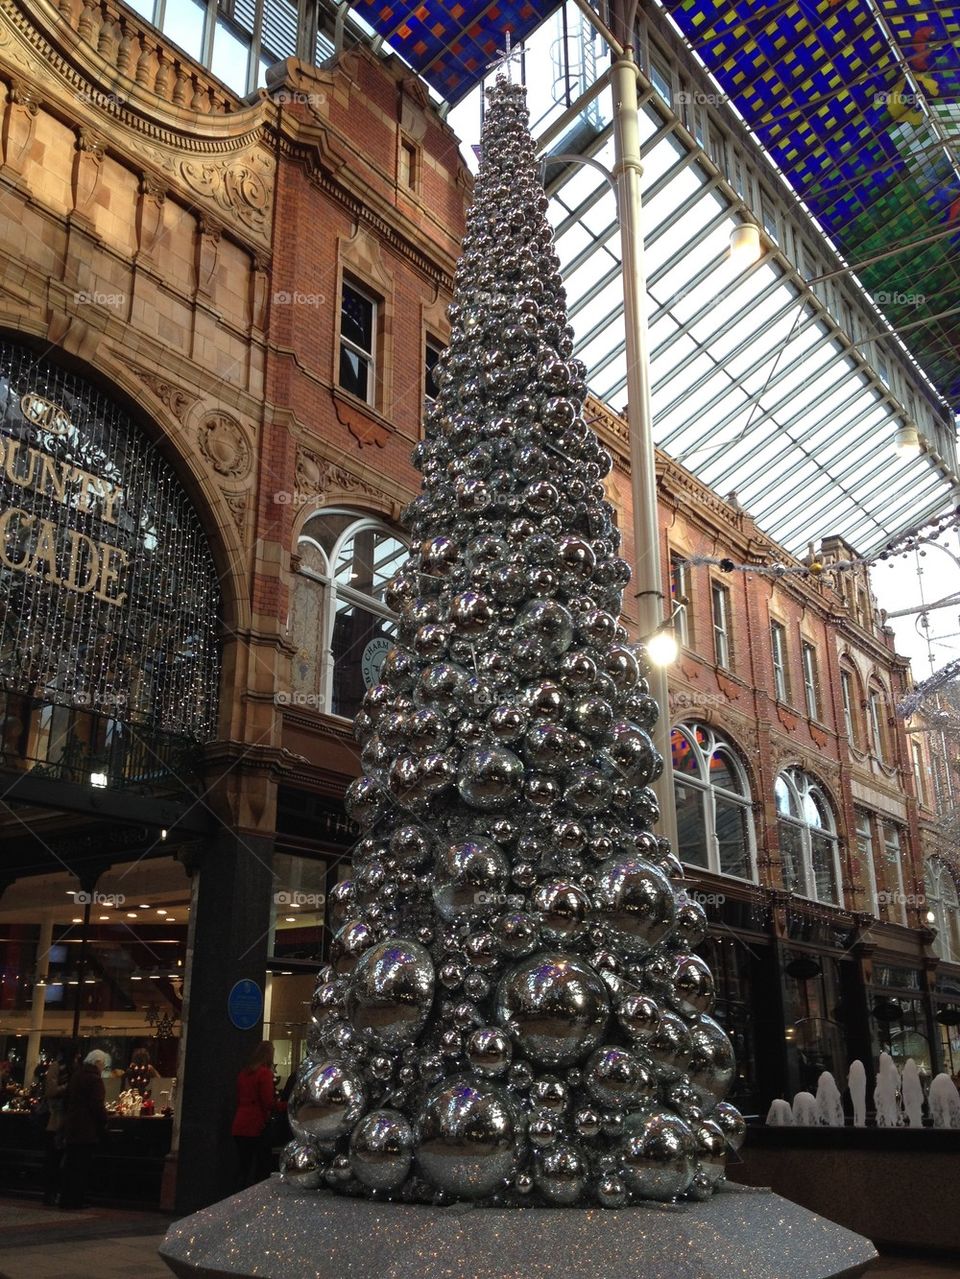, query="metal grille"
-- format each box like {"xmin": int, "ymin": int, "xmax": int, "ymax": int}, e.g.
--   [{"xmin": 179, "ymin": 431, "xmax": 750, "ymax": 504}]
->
[{"xmin": 0, "ymin": 342, "xmax": 221, "ymax": 742}]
